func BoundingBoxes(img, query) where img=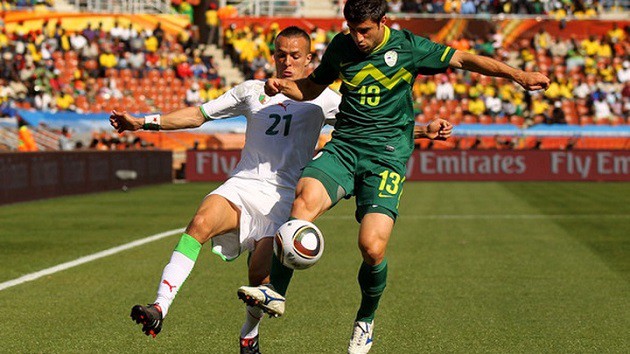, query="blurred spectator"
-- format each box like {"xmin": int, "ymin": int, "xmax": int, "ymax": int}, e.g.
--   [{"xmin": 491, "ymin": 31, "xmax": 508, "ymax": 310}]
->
[
  {"xmin": 435, "ymin": 75, "xmax": 454, "ymax": 100},
  {"xmin": 178, "ymin": 1, "xmax": 194, "ymax": 22},
  {"xmin": 485, "ymin": 92, "xmax": 502, "ymax": 117},
  {"xmin": 468, "ymin": 93, "xmax": 486, "ymax": 116},
  {"xmin": 82, "ymin": 23, "xmax": 97, "ymax": 43},
  {"xmin": 607, "ymin": 22, "xmax": 626, "ymax": 43},
  {"xmin": 58, "ymin": 126, "xmax": 74, "ymax": 150},
  {"xmin": 34, "ymin": 87, "xmax": 54, "ymax": 111},
  {"xmin": 110, "ymin": 20, "xmax": 124, "ymax": 40},
  {"xmin": 388, "ymin": 0, "xmax": 403, "ymax": 13},
  {"xmin": 153, "ymin": 22, "xmax": 165, "ymax": 47},
  {"xmin": 461, "ymin": 0, "xmax": 476, "ymax": 14},
  {"xmin": 550, "ymin": 101, "xmax": 567, "ymax": 124},
  {"xmin": 185, "ymin": 82, "xmax": 203, "ymax": 106},
  {"xmin": 619, "ymin": 60, "xmax": 630, "ymax": 82},
  {"xmin": 17, "ymin": 116, "xmax": 37, "ymax": 151},
  {"xmin": 534, "ymin": 28, "xmax": 552, "ymax": 51},
  {"xmin": 531, "ymin": 92, "xmax": 550, "ymax": 120},
  {"xmin": 205, "ymin": 2, "xmax": 219, "ymax": 45},
  {"xmin": 56, "ymin": 85, "xmax": 75, "ymax": 111},
  {"xmin": 249, "ymin": 53, "xmax": 269, "ymax": 79},
  {"xmin": 190, "ymin": 56, "xmax": 208, "ymax": 78},
  {"xmin": 98, "ymin": 45, "xmax": 117, "ymax": 76},
  {"xmin": 70, "ymin": 31, "xmax": 88, "ymax": 52}
]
